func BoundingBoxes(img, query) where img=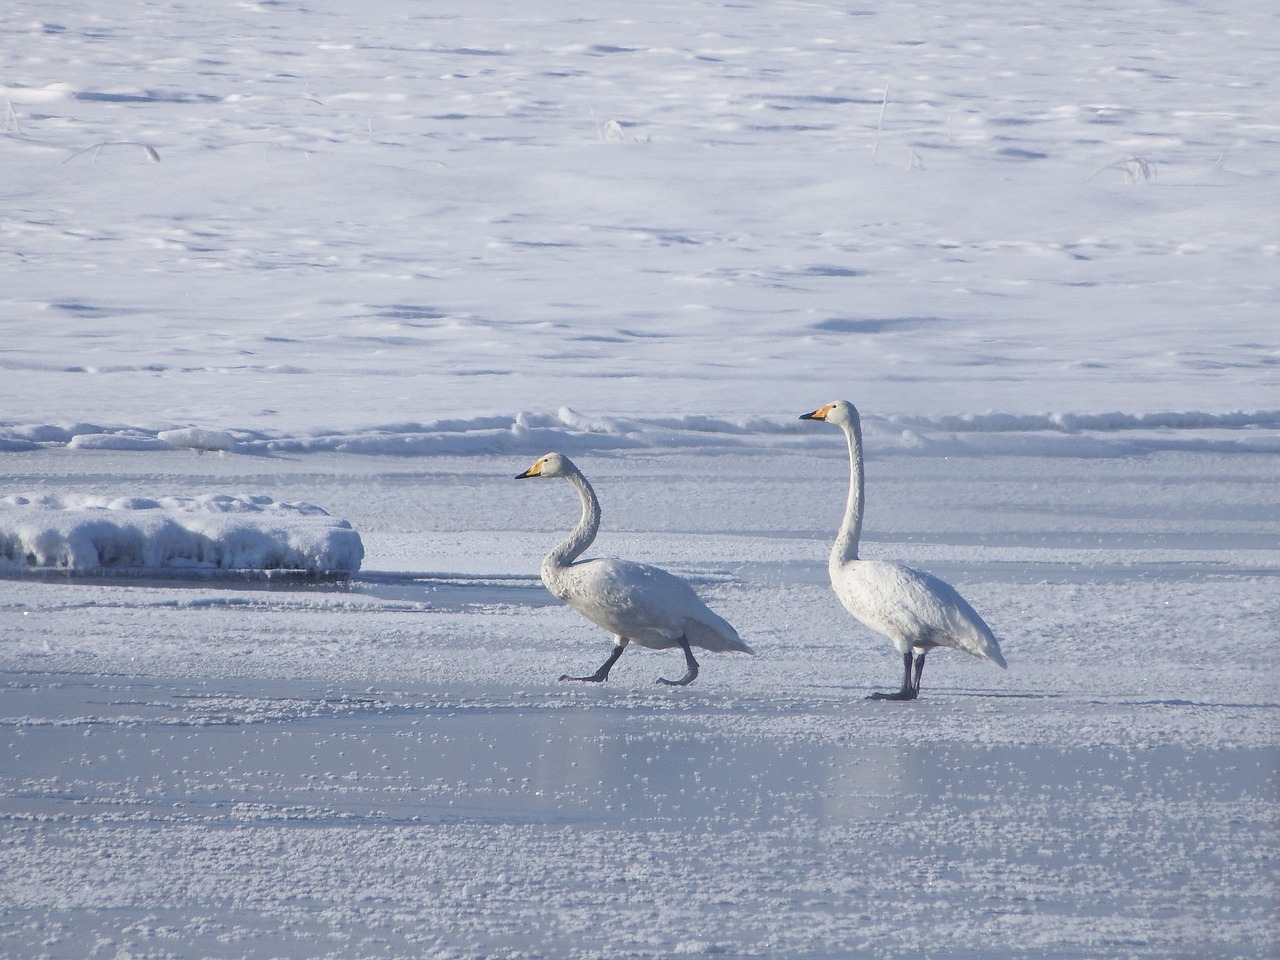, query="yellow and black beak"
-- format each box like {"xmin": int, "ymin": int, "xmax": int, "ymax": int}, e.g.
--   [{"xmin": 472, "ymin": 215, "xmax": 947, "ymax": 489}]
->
[
  {"xmin": 515, "ymin": 458, "xmax": 543, "ymax": 480},
  {"xmin": 800, "ymin": 404, "xmax": 832, "ymax": 422}
]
